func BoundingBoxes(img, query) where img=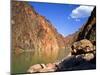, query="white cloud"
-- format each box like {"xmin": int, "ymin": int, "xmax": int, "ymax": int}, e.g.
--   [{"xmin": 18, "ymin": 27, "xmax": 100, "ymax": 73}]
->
[{"xmin": 70, "ymin": 6, "xmax": 94, "ymax": 19}]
